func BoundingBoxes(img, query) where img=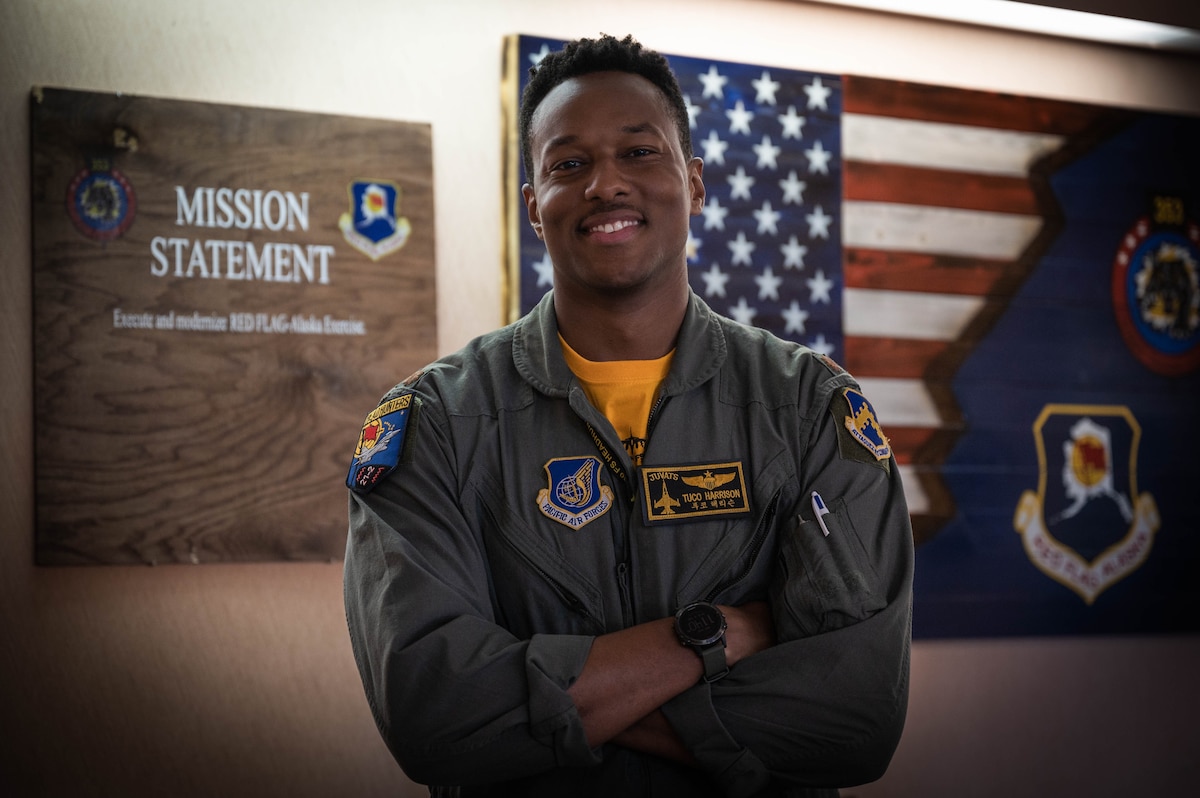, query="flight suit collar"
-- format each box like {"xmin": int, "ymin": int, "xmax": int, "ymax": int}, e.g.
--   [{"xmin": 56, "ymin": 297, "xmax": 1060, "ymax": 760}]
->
[{"xmin": 512, "ymin": 289, "xmax": 727, "ymax": 399}]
